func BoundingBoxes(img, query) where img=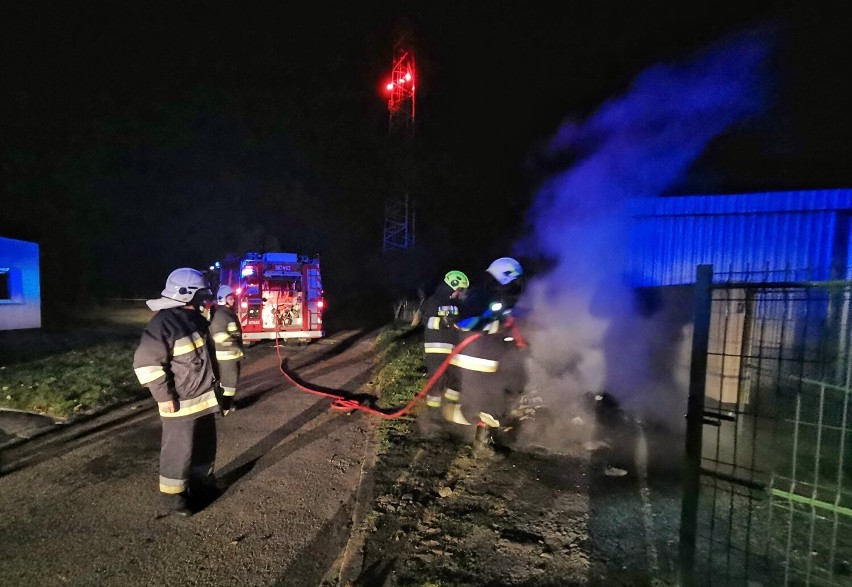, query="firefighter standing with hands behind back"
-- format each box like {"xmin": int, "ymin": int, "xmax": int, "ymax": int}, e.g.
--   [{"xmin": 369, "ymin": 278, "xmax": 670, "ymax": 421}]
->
[
  {"xmin": 133, "ymin": 268, "xmax": 221, "ymax": 517},
  {"xmin": 211, "ymin": 285, "xmax": 244, "ymax": 416}
]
